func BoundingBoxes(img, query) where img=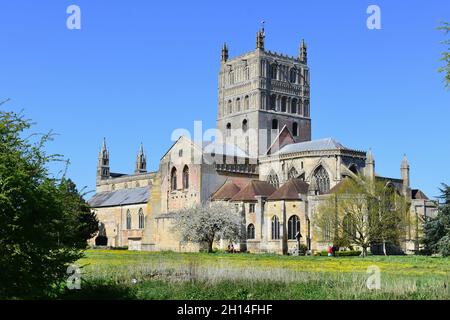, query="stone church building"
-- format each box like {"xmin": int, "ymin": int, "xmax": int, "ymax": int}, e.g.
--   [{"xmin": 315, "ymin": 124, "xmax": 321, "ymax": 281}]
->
[{"xmin": 88, "ymin": 28, "xmax": 437, "ymax": 254}]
